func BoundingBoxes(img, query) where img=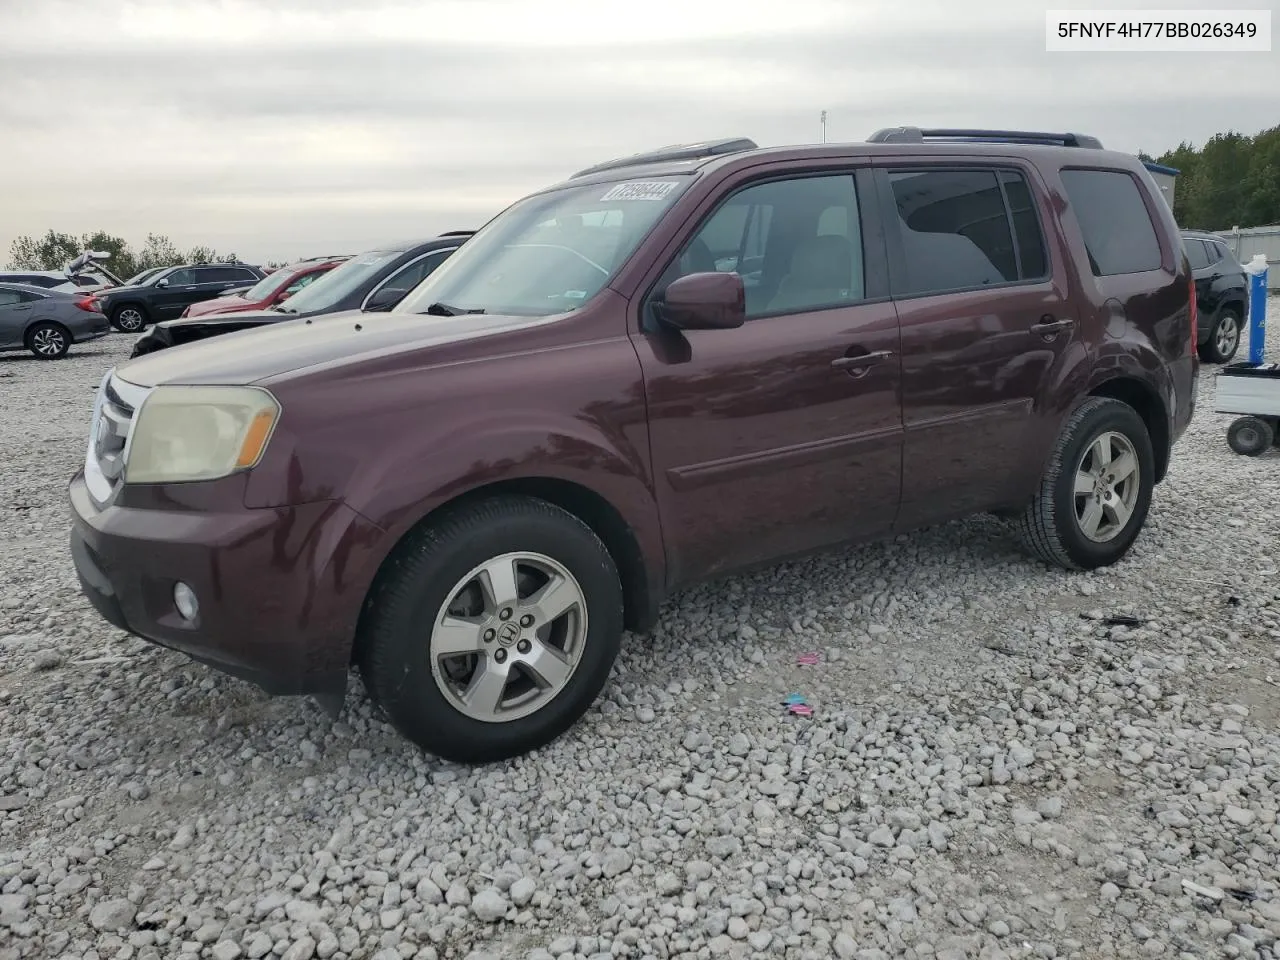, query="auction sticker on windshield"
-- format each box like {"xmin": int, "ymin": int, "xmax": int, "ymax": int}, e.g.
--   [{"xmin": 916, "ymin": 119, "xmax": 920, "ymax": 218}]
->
[{"xmin": 599, "ymin": 180, "xmax": 679, "ymax": 202}]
